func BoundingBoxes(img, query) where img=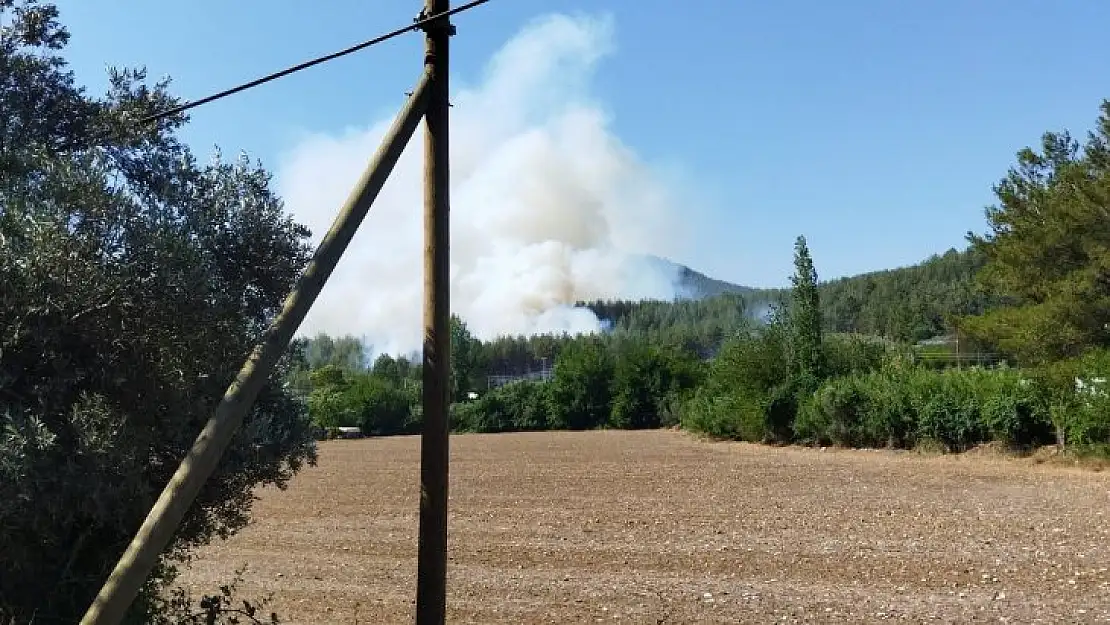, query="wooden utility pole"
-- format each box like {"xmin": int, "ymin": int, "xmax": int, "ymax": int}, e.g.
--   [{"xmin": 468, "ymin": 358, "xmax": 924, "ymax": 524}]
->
[
  {"xmin": 415, "ymin": 0, "xmax": 452, "ymax": 623},
  {"xmin": 78, "ymin": 71, "xmax": 434, "ymax": 625}
]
